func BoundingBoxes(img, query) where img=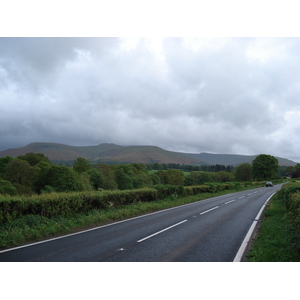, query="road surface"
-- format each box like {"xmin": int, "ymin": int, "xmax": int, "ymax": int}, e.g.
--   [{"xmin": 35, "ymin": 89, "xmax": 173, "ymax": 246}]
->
[{"xmin": 0, "ymin": 184, "xmax": 282, "ymax": 262}]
